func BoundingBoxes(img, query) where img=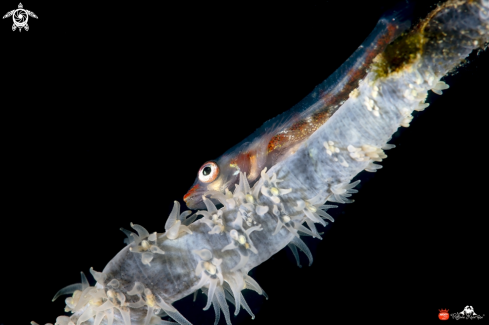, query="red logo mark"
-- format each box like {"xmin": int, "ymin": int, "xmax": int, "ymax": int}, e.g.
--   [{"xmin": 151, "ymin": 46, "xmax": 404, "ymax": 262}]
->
[{"xmin": 439, "ymin": 309, "xmax": 450, "ymax": 321}]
